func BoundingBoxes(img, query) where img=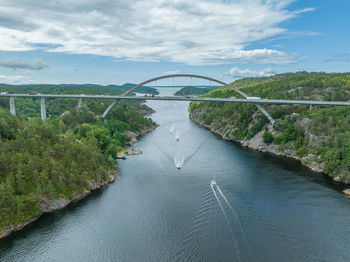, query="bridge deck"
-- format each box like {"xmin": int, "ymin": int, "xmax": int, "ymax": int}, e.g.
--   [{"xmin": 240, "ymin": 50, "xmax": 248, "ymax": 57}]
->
[{"xmin": 1, "ymin": 94, "xmax": 350, "ymax": 106}]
